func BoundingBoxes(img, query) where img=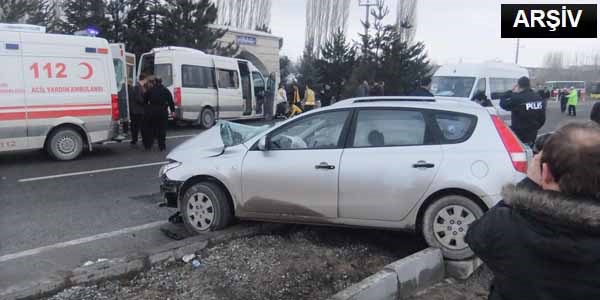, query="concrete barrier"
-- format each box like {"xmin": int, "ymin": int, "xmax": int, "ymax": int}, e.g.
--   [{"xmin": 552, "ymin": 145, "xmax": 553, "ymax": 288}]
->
[{"xmin": 327, "ymin": 248, "xmax": 445, "ymax": 300}]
